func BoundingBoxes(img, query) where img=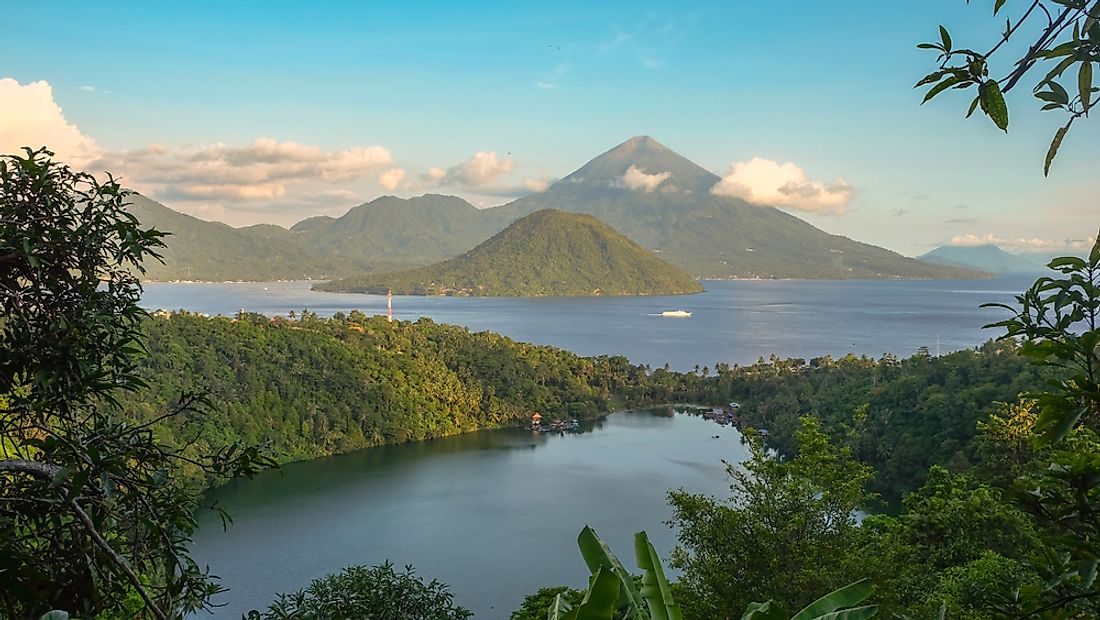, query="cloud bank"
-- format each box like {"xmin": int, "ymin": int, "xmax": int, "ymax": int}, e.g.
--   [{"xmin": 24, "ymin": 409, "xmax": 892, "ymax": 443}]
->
[
  {"xmin": 947, "ymin": 233, "xmax": 1097, "ymax": 253},
  {"xmin": 711, "ymin": 157, "xmax": 854, "ymax": 215},
  {"xmin": 419, "ymin": 151, "xmax": 515, "ymax": 189},
  {"xmin": 0, "ymin": 78, "xmax": 102, "ymax": 166},
  {"xmin": 92, "ymin": 138, "xmax": 393, "ymax": 204}
]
